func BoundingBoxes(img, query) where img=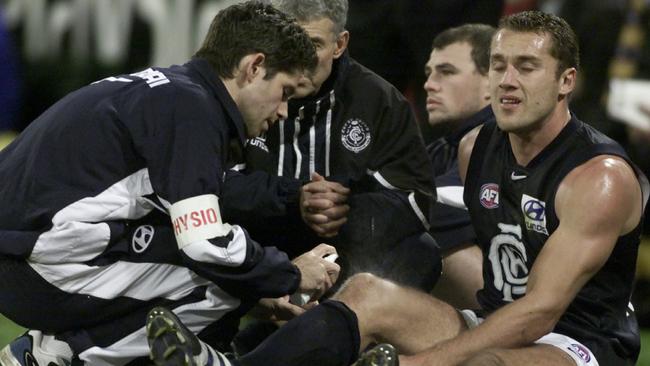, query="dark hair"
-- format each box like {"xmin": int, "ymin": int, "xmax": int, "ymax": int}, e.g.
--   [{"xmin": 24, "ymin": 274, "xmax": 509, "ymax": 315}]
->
[
  {"xmin": 432, "ymin": 24, "xmax": 496, "ymax": 75},
  {"xmin": 194, "ymin": 1, "xmax": 317, "ymax": 79},
  {"xmin": 498, "ymin": 11, "xmax": 579, "ymax": 77}
]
